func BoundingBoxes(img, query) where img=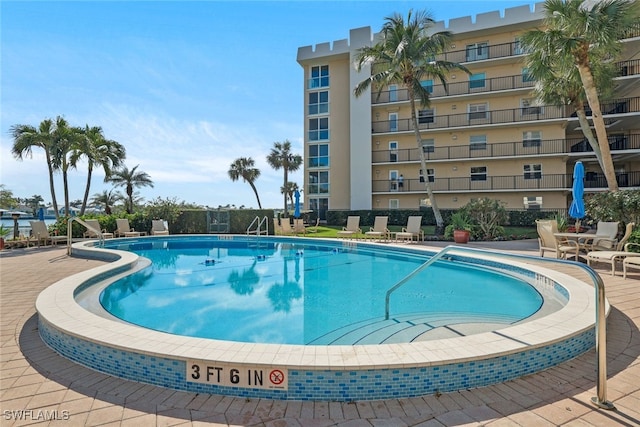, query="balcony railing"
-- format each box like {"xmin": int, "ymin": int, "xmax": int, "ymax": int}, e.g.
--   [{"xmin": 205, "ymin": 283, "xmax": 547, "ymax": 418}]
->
[
  {"xmin": 373, "ymin": 171, "xmax": 640, "ymax": 193},
  {"xmin": 372, "ymin": 133, "xmax": 640, "ymax": 163},
  {"xmin": 371, "ymin": 59, "xmax": 640, "ymax": 105},
  {"xmin": 371, "ymin": 96, "xmax": 640, "ymax": 134}
]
